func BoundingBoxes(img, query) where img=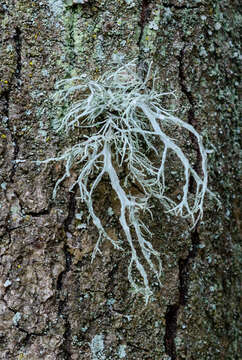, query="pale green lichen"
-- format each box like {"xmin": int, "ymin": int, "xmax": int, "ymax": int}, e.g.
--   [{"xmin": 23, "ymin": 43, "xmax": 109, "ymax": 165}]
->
[
  {"xmin": 37, "ymin": 59, "xmax": 216, "ymax": 302},
  {"xmin": 90, "ymin": 334, "xmax": 106, "ymax": 360},
  {"xmin": 48, "ymin": 0, "xmax": 64, "ymax": 16},
  {"xmin": 12, "ymin": 312, "xmax": 22, "ymax": 326},
  {"xmin": 117, "ymin": 344, "xmax": 127, "ymax": 359}
]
